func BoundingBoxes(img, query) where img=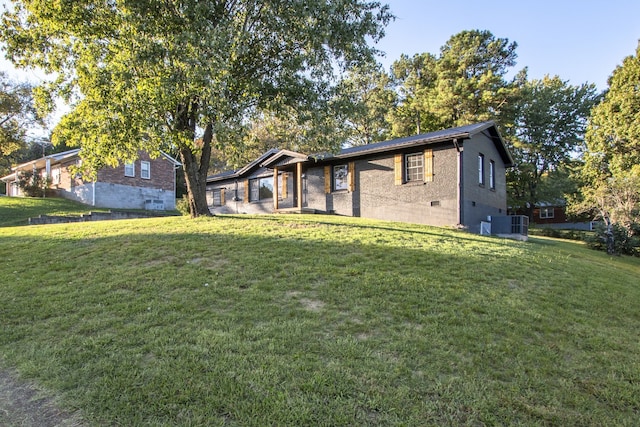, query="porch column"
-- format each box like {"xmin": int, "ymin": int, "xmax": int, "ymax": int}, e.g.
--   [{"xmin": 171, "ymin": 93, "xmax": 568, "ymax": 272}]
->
[
  {"xmin": 273, "ymin": 167, "xmax": 279, "ymax": 211},
  {"xmin": 44, "ymin": 159, "xmax": 51, "ymax": 199},
  {"xmin": 296, "ymin": 162, "xmax": 303, "ymax": 210}
]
